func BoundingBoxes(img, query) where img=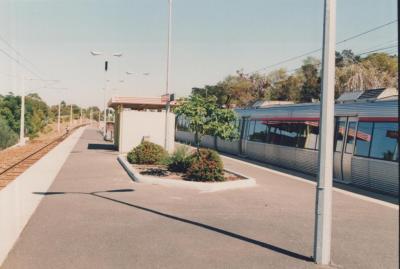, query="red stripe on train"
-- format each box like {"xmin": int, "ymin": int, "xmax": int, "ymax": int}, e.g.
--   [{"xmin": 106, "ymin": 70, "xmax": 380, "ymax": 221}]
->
[
  {"xmin": 358, "ymin": 117, "xmax": 398, "ymax": 122},
  {"xmin": 252, "ymin": 117, "xmax": 398, "ymax": 122},
  {"xmin": 251, "ymin": 117, "xmax": 320, "ymax": 121}
]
